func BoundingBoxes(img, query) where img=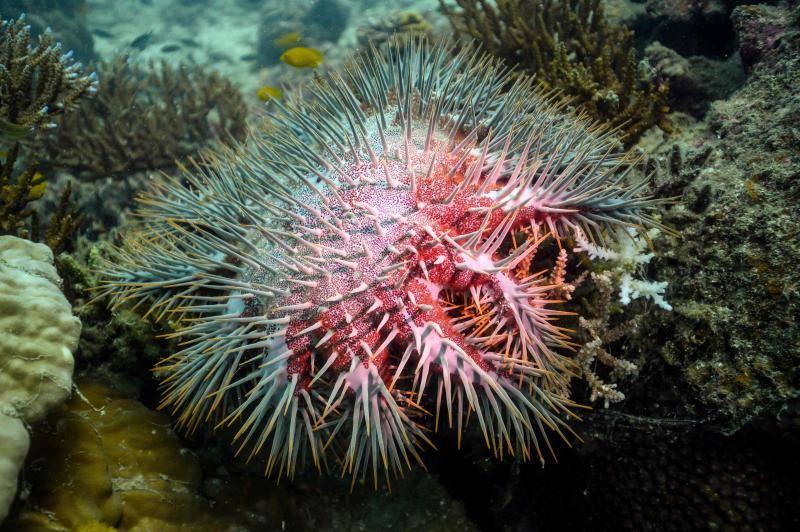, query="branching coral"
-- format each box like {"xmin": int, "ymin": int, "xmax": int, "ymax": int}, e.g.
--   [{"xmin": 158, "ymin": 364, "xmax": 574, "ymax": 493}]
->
[
  {"xmin": 0, "ymin": 14, "xmax": 94, "ymax": 252},
  {"xmin": 101, "ymin": 38, "xmax": 666, "ymax": 487},
  {"xmin": 575, "ymin": 226, "xmax": 671, "ymax": 310},
  {"xmin": 31, "ymin": 56, "xmax": 248, "ymax": 180},
  {"xmin": 439, "ymin": 0, "xmax": 670, "ymax": 144},
  {"xmin": 0, "ymin": 14, "xmax": 95, "ymax": 136},
  {"xmin": 576, "ymin": 272, "xmax": 640, "ymax": 408}
]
